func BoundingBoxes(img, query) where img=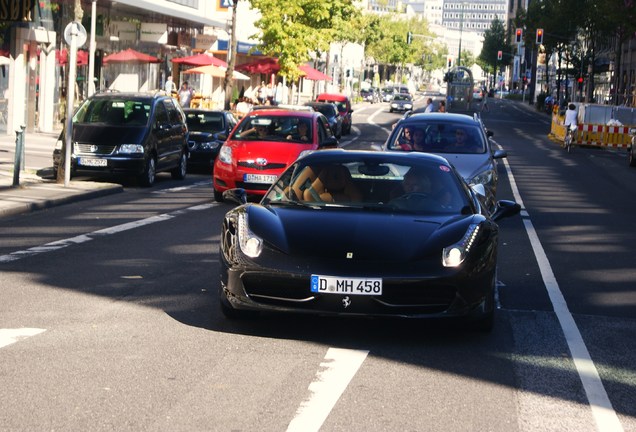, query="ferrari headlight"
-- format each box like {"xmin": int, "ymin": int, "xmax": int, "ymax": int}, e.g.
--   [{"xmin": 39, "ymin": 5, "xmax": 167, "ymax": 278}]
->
[
  {"xmin": 118, "ymin": 144, "xmax": 144, "ymax": 154},
  {"xmin": 469, "ymin": 169, "xmax": 494, "ymax": 187},
  {"xmin": 238, "ymin": 212, "xmax": 262, "ymax": 258},
  {"xmin": 219, "ymin": 146, "xmax": 232, "ymax": 164},
  {"xmin": 442, "ymin": 223, "xmax": 480, "ymax": 267}
]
